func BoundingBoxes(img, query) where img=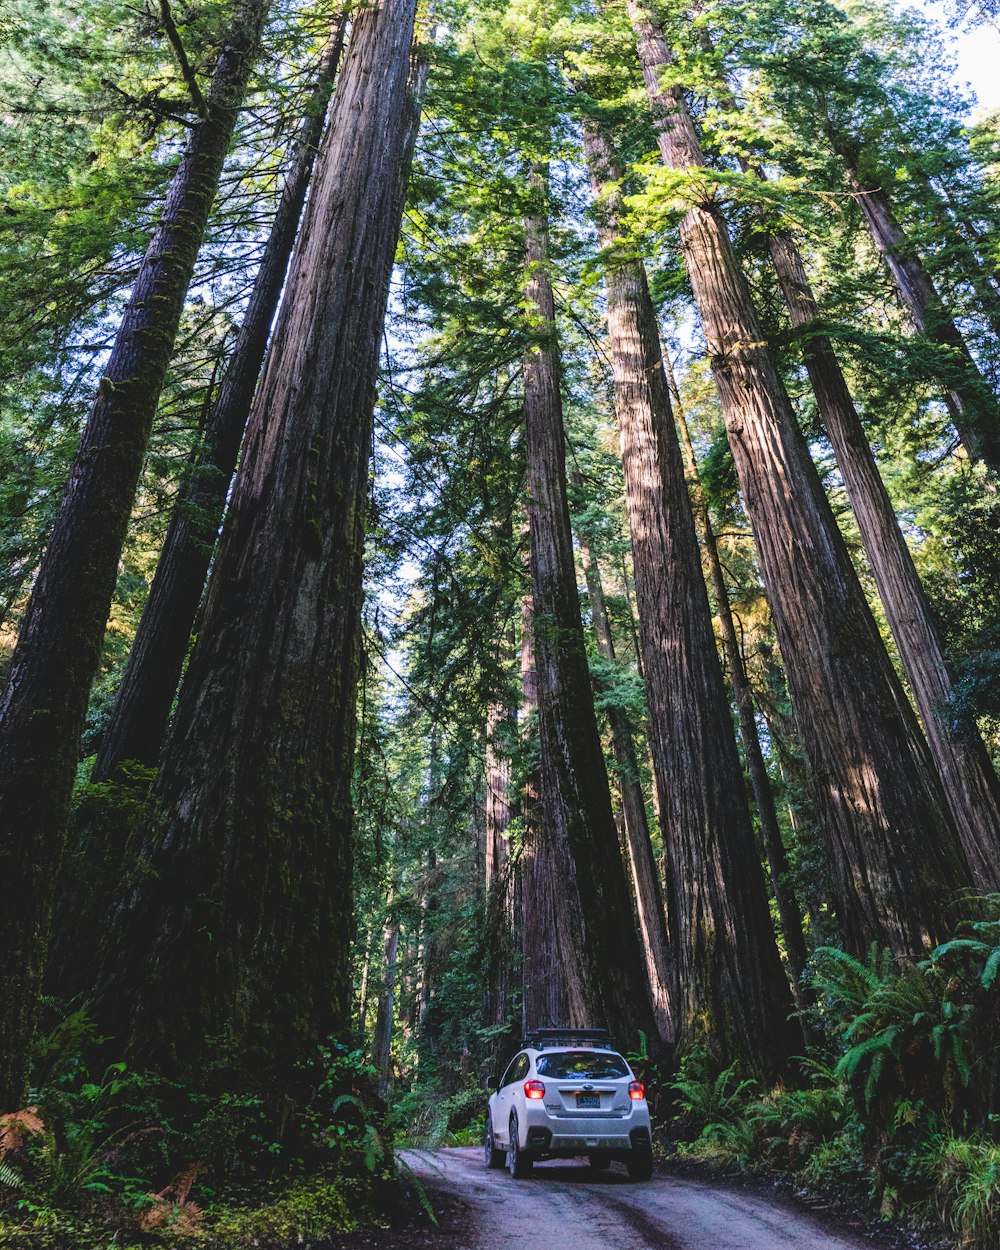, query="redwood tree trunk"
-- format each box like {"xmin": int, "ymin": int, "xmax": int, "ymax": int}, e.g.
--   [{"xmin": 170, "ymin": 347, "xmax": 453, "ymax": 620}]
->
[
  {"xmin": 485, "ymin": 685, "xmax": 517, "ymax": 1030},
  {"xmin": 669, "ymin": 374, "xmax": 810, "ymax": 998},
  {"xmin": 575, "ymin": 534, "xmax": 674, "ymax": 1042},
  {"xmin": 839, "ymin": 152, "xmax": 1000, "ymax": 471},
  {"xmin": 626, "ymin": 0, "xmax": 971, "ymax": 958},
  {"xmin": 374, "ymin": 914, "xmax": 399, "ymax": 1097},
  {"xmin": 485, "ymin": 700, "xmax": 514, "ymax": 898},
  {"xmin": 519, "ymin": 591, "xmax": 570, "ymax": 1032},
  {"xmin": 583, "ymin": 119, "xmax": 796, "ymax": 1070},
  {"xmin": 91, "ymin": 2, "xmax": 424, "ymax": 1095},
  {"xmin": 522, "ymin": 173, "xmax": 663, "ymax": 1052},
  {"xmin": 700, "ymin": 48, "xmax": 1000, "ymax": 887},
  {"xmin": 763, "ymin": 226, "xmax": 1000, "ymax": 888},
  {"xmin": 0, "ymin": 0, "xmax": 269, "ymax": 1112},
  {"xmin": 92, "ymin": 15, "xmax": 347, "ymax": 783}
]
